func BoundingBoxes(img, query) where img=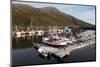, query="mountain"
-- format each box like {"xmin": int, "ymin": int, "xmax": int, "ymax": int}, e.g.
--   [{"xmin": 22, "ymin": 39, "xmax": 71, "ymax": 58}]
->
[{"xmin": 12, "ymin": 4, "xmax": 94, "ymax": 28}]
